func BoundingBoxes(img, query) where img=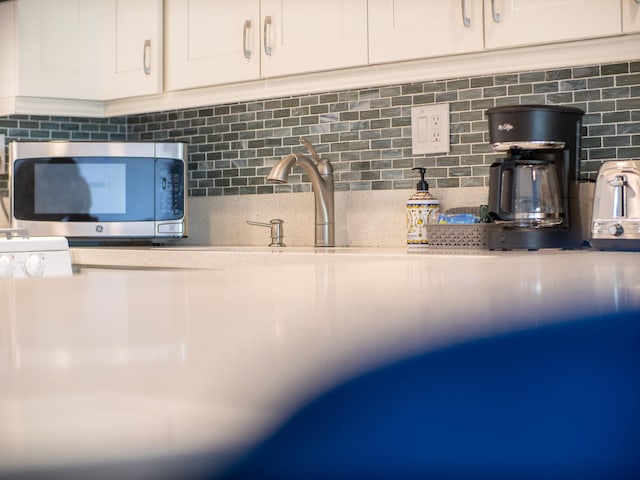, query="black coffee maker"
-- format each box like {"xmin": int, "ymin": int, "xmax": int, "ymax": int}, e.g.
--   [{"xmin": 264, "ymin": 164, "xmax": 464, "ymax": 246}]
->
[{"xmin": 486, "ymin": 105, "xmax": 585, "ymax": 250}]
